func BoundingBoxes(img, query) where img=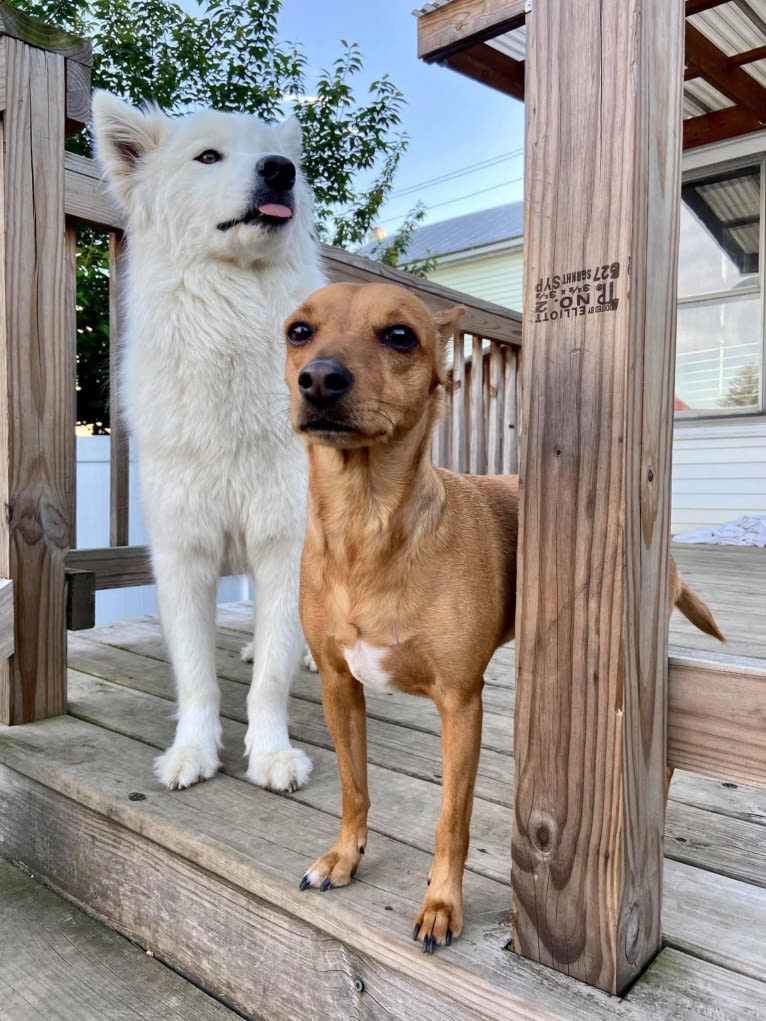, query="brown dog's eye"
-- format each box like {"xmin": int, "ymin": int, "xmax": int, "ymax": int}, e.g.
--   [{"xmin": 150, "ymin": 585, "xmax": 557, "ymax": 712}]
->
[
  {"xmin": 195, "ymin": 149, "xmax": 223, "ymax": 164},
  {"xmin": 381, "ymin": 324, "xmax": 418, "ymax": 352},
  {"xmin": 287, "ymin": 322, "xmax": 314, "ymax": 346}
]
